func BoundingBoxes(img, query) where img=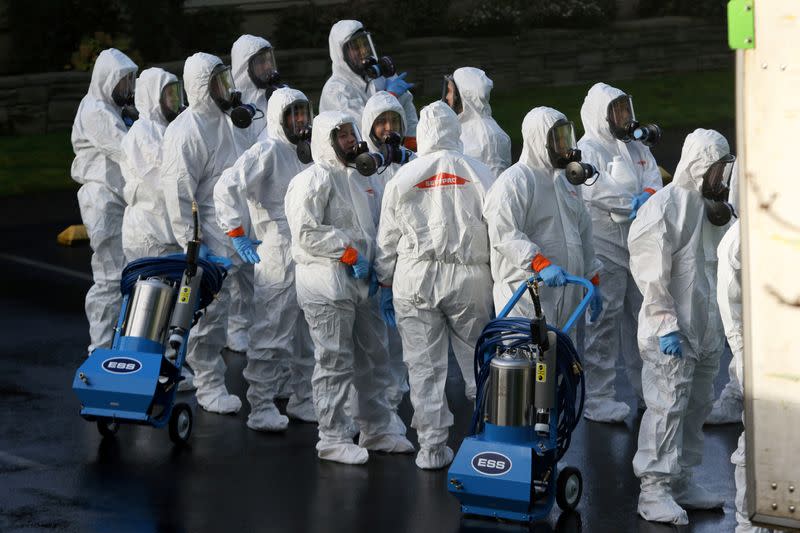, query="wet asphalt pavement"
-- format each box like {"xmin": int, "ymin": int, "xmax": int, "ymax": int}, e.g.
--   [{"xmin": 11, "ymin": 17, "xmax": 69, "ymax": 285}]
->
[{"xmin": 0, "ymin": 122, "xmax": 741, "ymax": 533}]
